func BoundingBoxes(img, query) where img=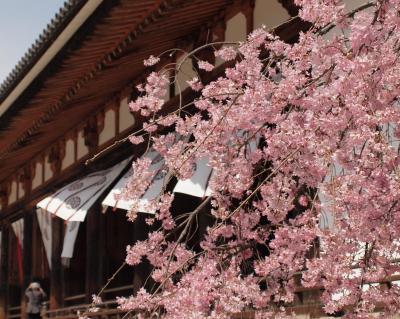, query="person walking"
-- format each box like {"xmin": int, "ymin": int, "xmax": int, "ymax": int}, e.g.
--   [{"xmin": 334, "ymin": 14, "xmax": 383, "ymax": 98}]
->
[{"xmin": 25, "ymin": 282, "xmax": 46, "ymax": 319}]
